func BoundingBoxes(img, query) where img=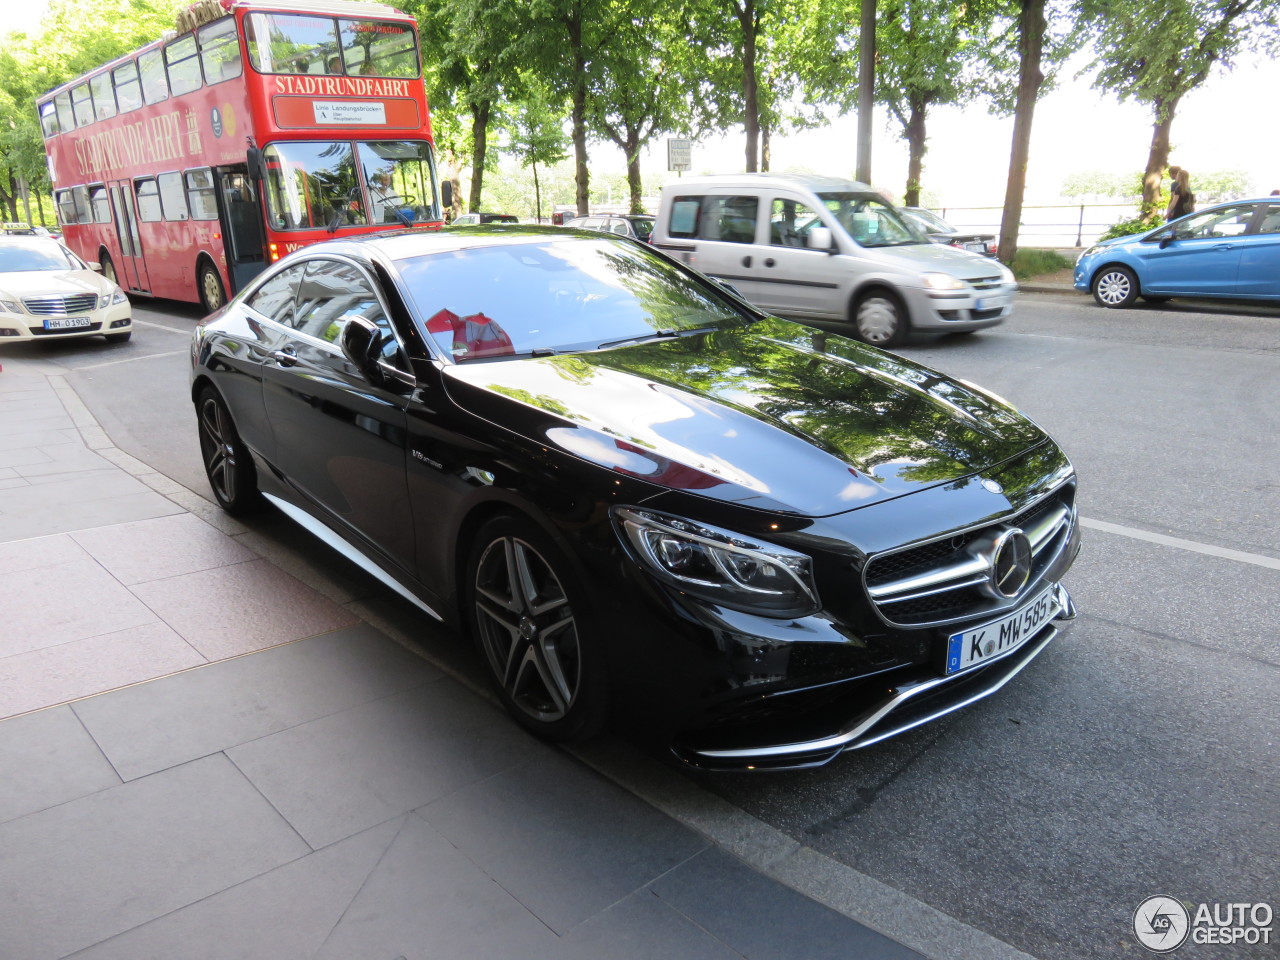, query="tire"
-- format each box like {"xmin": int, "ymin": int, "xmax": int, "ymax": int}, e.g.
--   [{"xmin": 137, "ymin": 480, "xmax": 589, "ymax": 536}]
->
[
  {"xmin": 198, "ymin": 261, "xmax": 226, "ymax": 314},
  {"xmin": 1091, "ymin": 265, "xmax": 1139, "ymax": 308},
  {"xmin": 465, "ymin": 515, "xmax": 607, "ymax": 742},
  {"xmin": 195, "ymin": 386, "xmax": 260, "ymax": 514},
  {"xmin": 104, "ymin": 331, "xmax": 131, "ymax": 344},
  {"xmin": 852, "ymin": 289, "xmax": 908, "ymax": 347},
  {"xmin": 99, "ymin": 251, "xmax": 117, "ymax": 285}
]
